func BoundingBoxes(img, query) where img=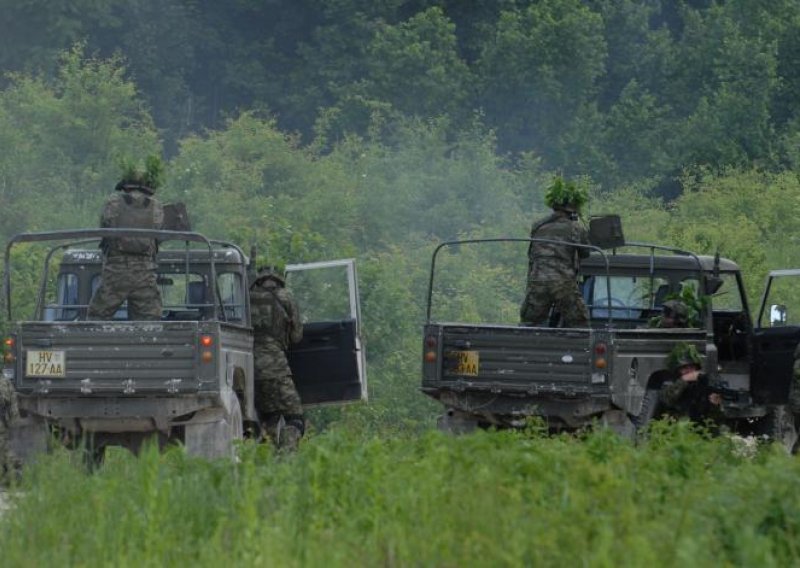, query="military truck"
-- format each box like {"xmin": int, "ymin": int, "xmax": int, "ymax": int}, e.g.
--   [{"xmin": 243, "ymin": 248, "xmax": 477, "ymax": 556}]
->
[
  {"xmin": 3, "ymin": 229, "xmax": 366, "ymax": 463},
  {"xmin": 421, "ymin": 236, "xmax": 797, "ymax": 451}
]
